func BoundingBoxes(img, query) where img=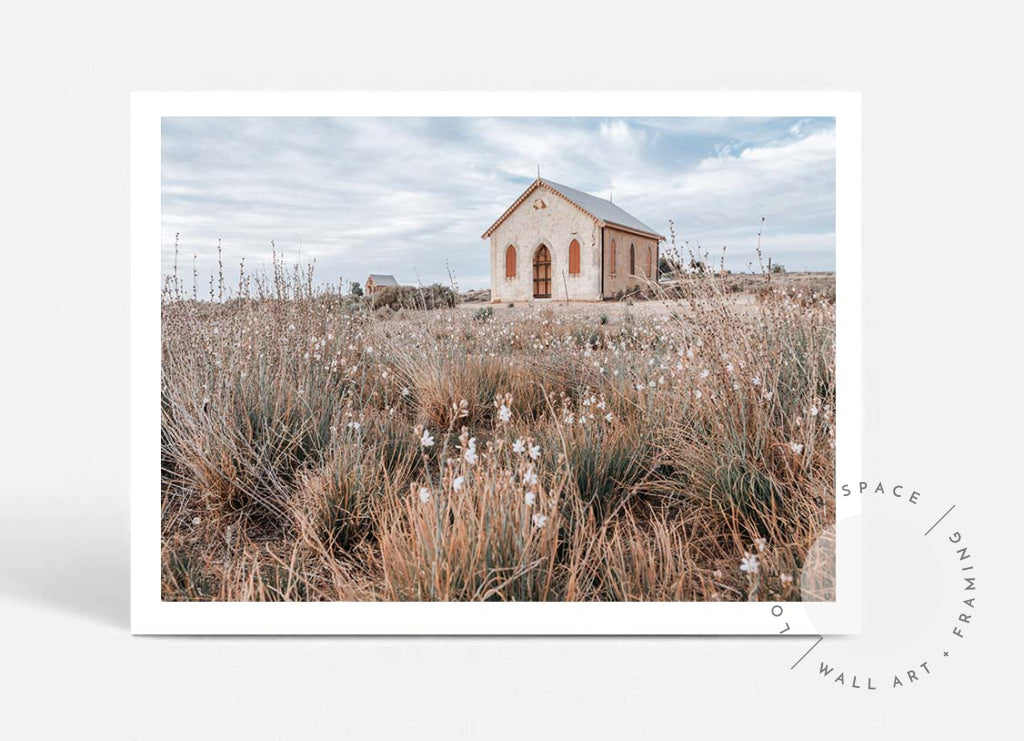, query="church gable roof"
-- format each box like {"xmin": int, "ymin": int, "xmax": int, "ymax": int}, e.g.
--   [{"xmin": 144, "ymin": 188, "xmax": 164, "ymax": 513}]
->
[
  {"xmin": 482, "ymin": 178, "xmax": 662, "ymax": 240},
  {"xmin": 541, "ymin": 180, "xmax": 661, "ymax": 240},
  {"xmin": 367, "ymin": 274, "xmax": 399, "ymax": 287}
]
